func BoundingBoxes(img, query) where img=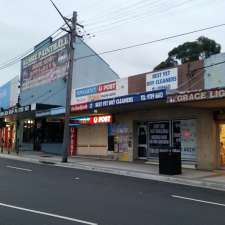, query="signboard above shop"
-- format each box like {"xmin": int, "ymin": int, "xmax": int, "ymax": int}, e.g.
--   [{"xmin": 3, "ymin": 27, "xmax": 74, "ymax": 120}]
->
[
  {"xmin": 146, "ymin": 68, "xmax": 178, "ymax": 92},
  {"xmin": 71, "ymin": 78, "xmax": 128, "ymax": 106},
  {"xmin": 167, "ymin": 87, "xmax": 225, "ymax": 103},
  {"xmin": 21, "ymin": 35, "xmax": 69, "ymax": 91},
  {"xmin": 69, "ymin": 114, "xmax": 112, "ymax": 126},
  {"xmin": 71, "ymin": 89, "xmax": 166, "ymax": 112},
  {"xmin": 0, "ymin": 105, "xmax": 31, "ymax": 117}
]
